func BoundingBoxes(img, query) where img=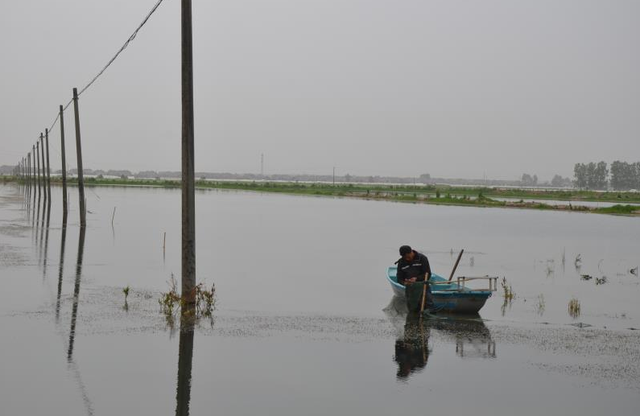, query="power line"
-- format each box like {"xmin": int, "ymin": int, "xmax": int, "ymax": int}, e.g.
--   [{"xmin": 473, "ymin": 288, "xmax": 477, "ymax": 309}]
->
[
  {"xmin": 77, "ymin": 0, "xmax": 166, "ymax": 98},
  {"xmin": 38, "ymin": 0, "xmax": 167, "ymax": 136}
]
